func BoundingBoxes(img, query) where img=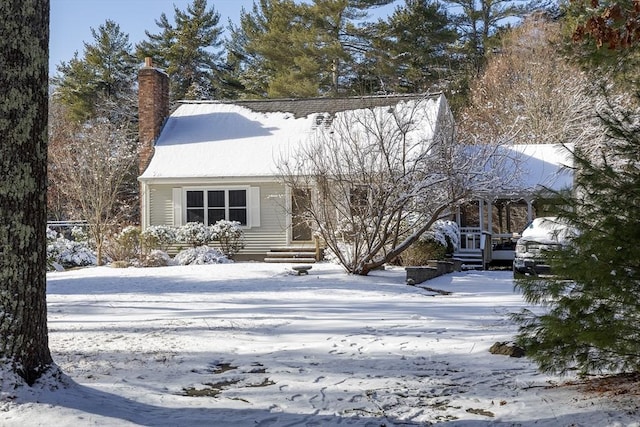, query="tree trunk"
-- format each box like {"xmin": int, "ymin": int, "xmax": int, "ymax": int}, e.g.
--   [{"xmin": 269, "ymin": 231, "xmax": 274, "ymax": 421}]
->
[{"xmin": 0, "ymin": 0, "xmax": 53, "ymax": 385}]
